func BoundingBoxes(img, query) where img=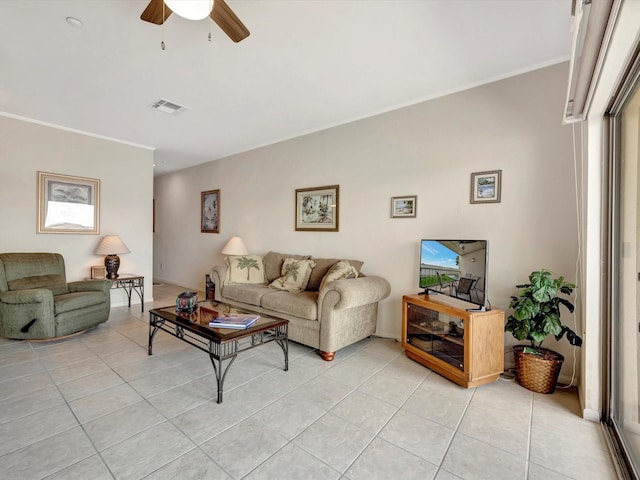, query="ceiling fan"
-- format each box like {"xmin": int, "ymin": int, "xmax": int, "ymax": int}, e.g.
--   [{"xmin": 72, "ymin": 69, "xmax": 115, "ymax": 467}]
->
[{"xmin": 140, "ymin": 0, "xmax": 250, "ymax": 43}]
